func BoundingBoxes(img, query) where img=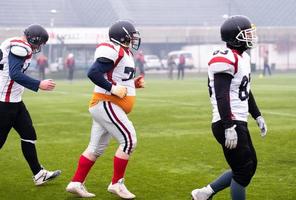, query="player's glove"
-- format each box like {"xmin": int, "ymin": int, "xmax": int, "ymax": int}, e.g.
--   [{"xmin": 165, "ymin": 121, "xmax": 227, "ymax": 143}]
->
[
  {"xmin": 111, "ymin": 84, "xmax": 127, "ymax": 98},
  {"xmin": 256, "ymin": 116, "xmax": 267, "ymax": 137},
  {"xmin": 225, "ymin": 125, "xmax": 238, "ymax": 149},
  {"xmin": 134, "ymin": 75, "xmax": 145, "ymax": 88}
]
